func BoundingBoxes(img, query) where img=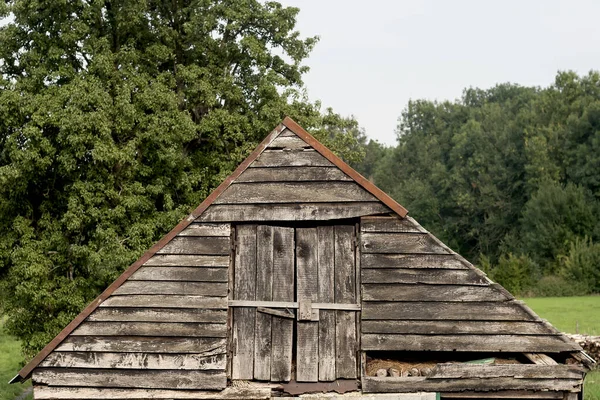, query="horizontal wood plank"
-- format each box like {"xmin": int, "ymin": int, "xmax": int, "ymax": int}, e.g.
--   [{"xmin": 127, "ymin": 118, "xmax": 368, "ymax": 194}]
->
[
  {"xmin": 361, "ymin": 334, "xmax": 581, "ymax": 352},
  {"xmin": 130, "ymin": 267, "xmax": 227, "ymax": 282},
  {"xmin": 250, "ymin": 149, "xmax": 334, "ymax": 167},
  {"xmin": 33, "ymin": 369, "xmax": 226, "ymax": 390},
  {"xmin": 361, "ymin": 301, "xmax": 534, "ymax": 321},
  {"xmin": 56, "ymin": 337, "xmax": 226, "ymax": 354},
  {"xmin": 33, "ymin": 387, "xmax": 271, "ymax": 400},
  {"xmin": 100, "ymin": 295, "xmax": 226, "ymax": 309},
  {"xmin": 157, "ymin": 237, "xmax": 229, "ymax": 255},
  {"xmin": 198, "ymin": 202, "xmax": 390, "ymax": 222},
  {"xmin": 361, "ymin": 320, "xmax": 557, "ymax": 335},
  {"xmin": 114, "ymin": 281, "xmax": 227, "ymax": 296},
  {"xmin": 236, "ymin": 167, "xmax": 352, "ymax": 182},
  {"xmin": 361, "ymin": 233, "xmax": 450, "ymax": 254},
  {"xmin": 361, "ymin": 217, "xmax": 427, "ymax": 233},
  {"xmin": 39, "ymin": 352, "xmax": 225, "ymax": 370},
  {"xmin": 87, "ymin": 308, "xmax": 227, "ymax": 323},
  {"xmin": 362, "ymin": 284, "xmax": 509, "ymax": 302},
  {"xmin": 361, "ymin": 254, "xmax": 468, "ymax": 269},
  {"xmin": 362, "ymin": 268, "xmax": 488, "ymax": 285},
  {"xmin": 267, "ymin": 135, "xmax": 309, "ymax": 150},
  {"xmin": 215, "ymin": 182, "xmax": 377, "ymax": 204},
  {"xmin": 428, "ymin": 364, "xmax": 584, "ymax": 379},
  {"xmin": 178, "ymin": 223, "xmax": 231, "ymax": 237},
  {"xmin": 440, "ymin": 391, "xmax": 563, "ymax": 399},
  {"xmin": 72, "ymin": 322, "xmax": 226, "ymax": 337},
  {"xmin": 144, "ymin": 255, "xmax": 229, "ymax": 267}
]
